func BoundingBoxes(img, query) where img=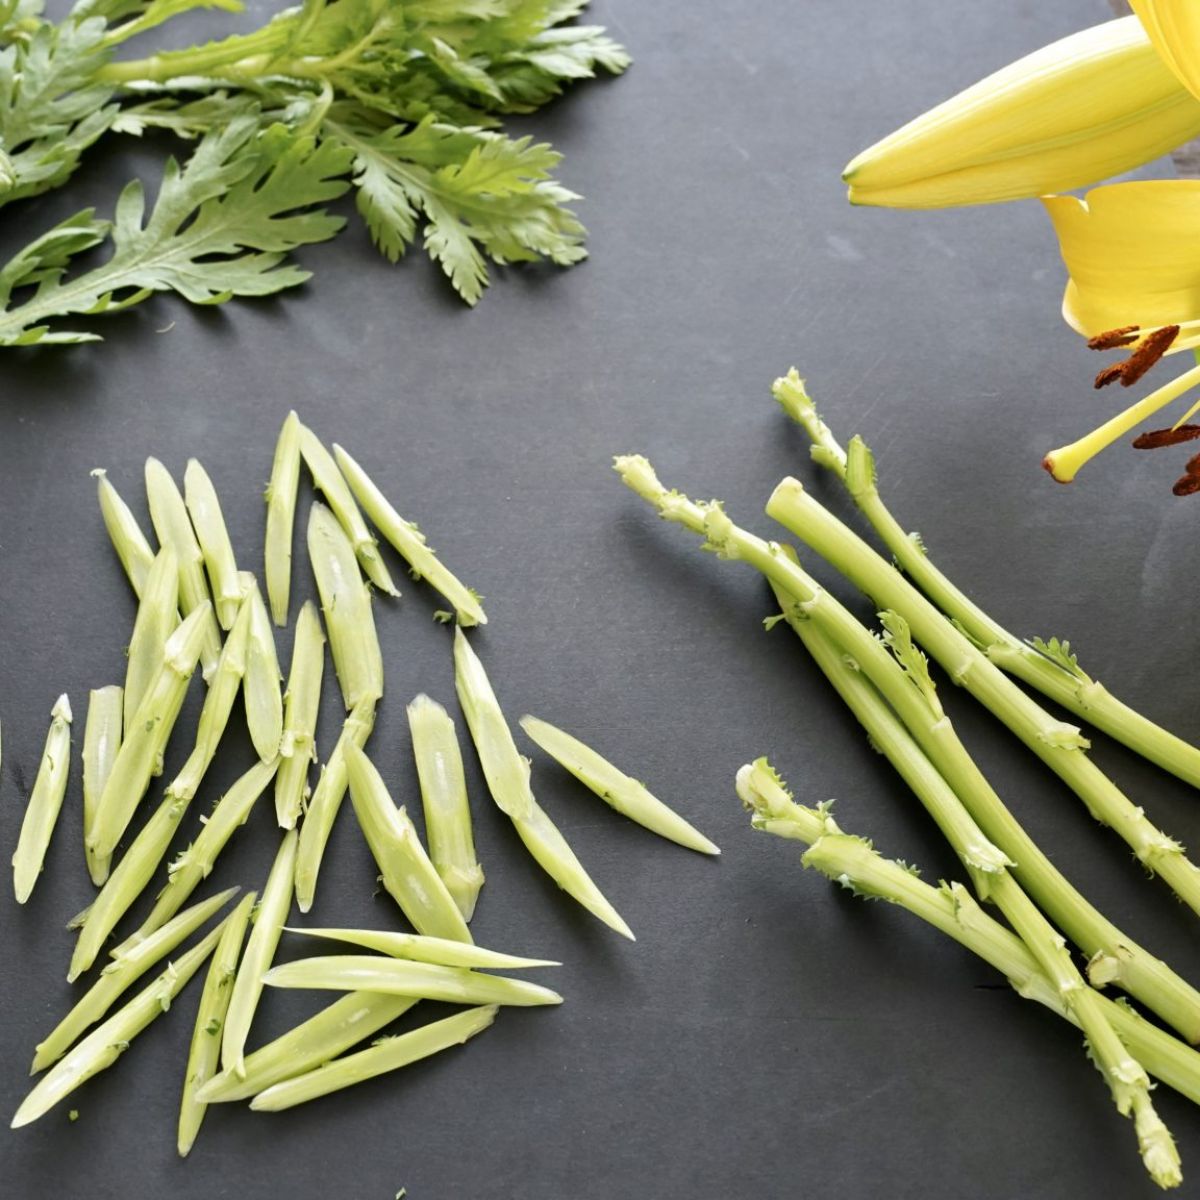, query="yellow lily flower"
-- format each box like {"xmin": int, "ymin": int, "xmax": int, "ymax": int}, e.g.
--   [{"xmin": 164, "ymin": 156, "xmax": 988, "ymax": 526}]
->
[
  {"xmin": 1041, "ymin": 182, "xmax": 1200, "ymax": 491},
  {"xmin": 845, "ymin": 17, "xmax": 1200, "ymax": 208},
  {"xmin": 1130, "ymin": 0, "xmax": 1200, "ymax": 102}
]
